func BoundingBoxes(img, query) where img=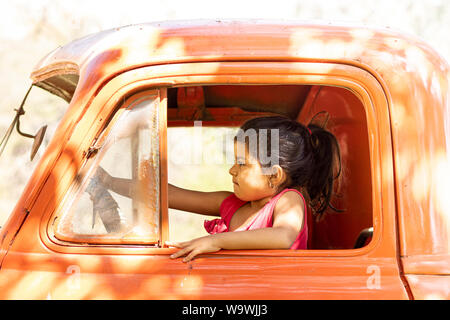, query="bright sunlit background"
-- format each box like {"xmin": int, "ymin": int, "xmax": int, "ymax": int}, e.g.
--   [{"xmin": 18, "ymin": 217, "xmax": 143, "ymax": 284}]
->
[{"xmin": 1, "ymin": 0, "xmax": 449, "ymax": 229}]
